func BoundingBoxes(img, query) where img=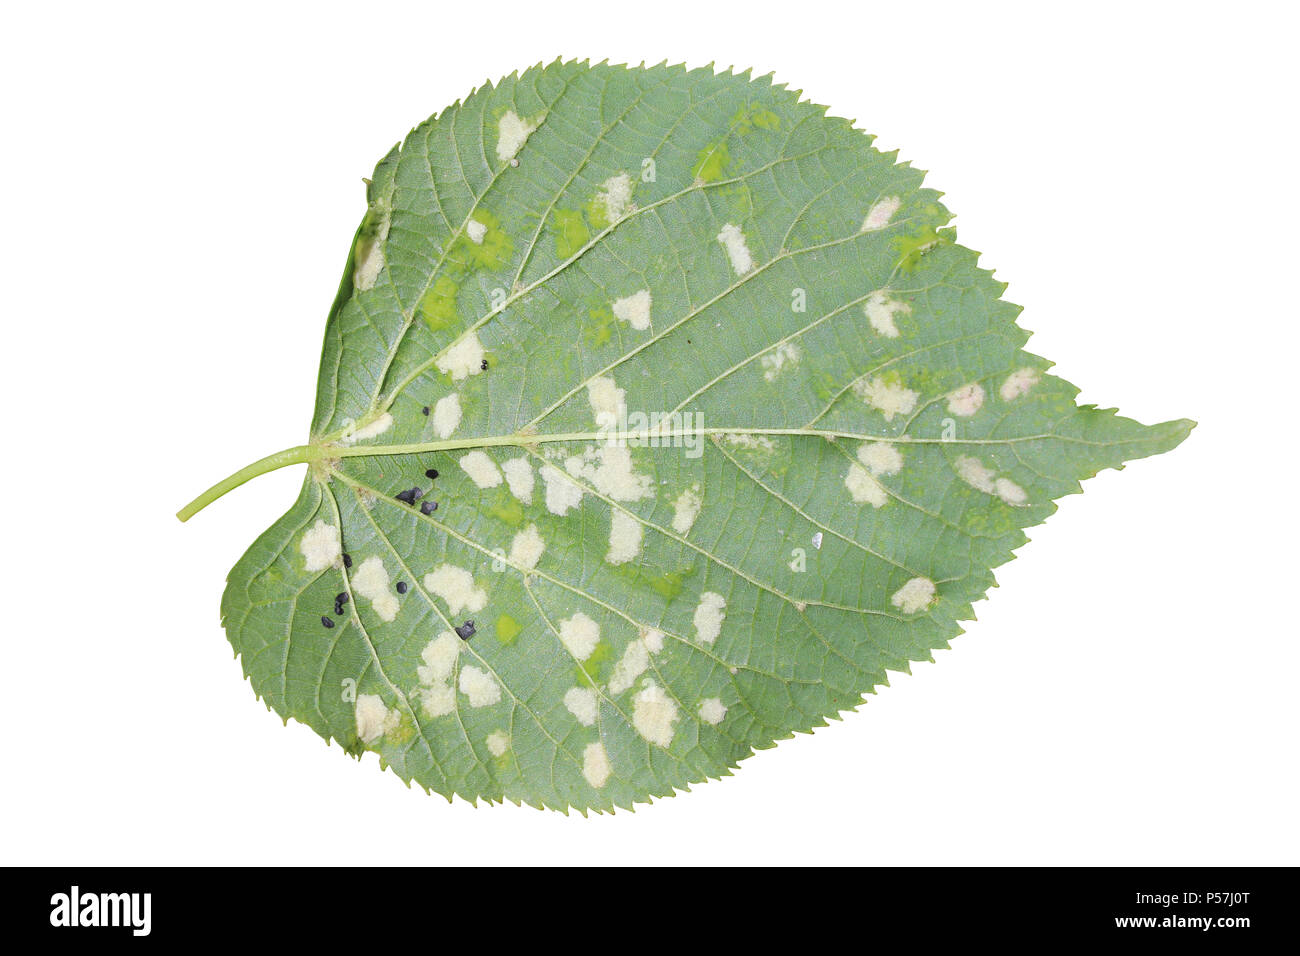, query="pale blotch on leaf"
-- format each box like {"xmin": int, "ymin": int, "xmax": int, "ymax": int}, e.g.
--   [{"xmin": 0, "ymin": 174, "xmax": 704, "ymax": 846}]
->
[
  {"xmin": 671, "ymin": 483, "xmax": 702, "ymax": 535},
  {"xmin": 1000, "ymin": 367, "xmax": 1041, "ymax": 401},
  {"xmin": 722, "ymin": 433, "xmax": 775, "ymax": 451},
  {"xmin": 564, "ymin": 445, "xmax": 654, "ymax": 501},
  {"xmin": 692, "ymin": 591, "xmax": 726, "ymax": 645},
  {"xmin": 501, "ymin": 456, "xmax": 534, "ymax": 504},
  {"xmin": 558, "ymin": 611, "xmax": 600, "ymax": 661},
  {"xmin": 761, "ymin": 341, "xmax": 800, "ymax": 381},
  {"xmin": 355, "ymin": 694, "xmax": 399, "ymax": 744},
  {"xmin": 716, "ymin": 222, "xmax": 754, "ymax": 275},
  {"xmin": 632, "ymin": 683, "xmax": 678, "ymax": 747},
  {"xmin": 845, "ymin": 462, "xmax": 888, "ymax": 507},
  {"xmin": 299, "ymin": 519, "xmax": 341, "ymax": 572},
  {"xmin": 541, "ymin": 463, "xmax": 583, "ymax": 516},
  {"xmin": 860, "ymin": 195, "xmax": 901, "ymax": 232},
  {"xmin": 495, "ymin": 109, "xmax": 539, "ymax": 163},
  {"xmin": 417, "ymin": 633, "xmax": 461, "ymax": 719},
  {"xmin": 596, "ymin": 172, "xmax": 634, "ymax": 222},
  {"xmin": 854, "ymin": 376, "xmax": 919, "ymax": 420},
  {"xmin": 459, "ymin": 450, "xmax": 502, "ymax": 489},
  {"xmin": 432, "ymin": 393, "xmax": 462, "ymax": 439},
  {"xmin": 582, "ymin": 741, "xmax": 611, "ymax": 788},
  {"xmin": 612, "ymin": 289, "xmax": 652, "ymax": 331},
  {"xmin": 995, "ymin": 477, "xmax": 1028, "ymax": 506},
  {"xmin": 420, "ymin": 684, "xmax": 456, "ymax": 719},
  {"xmin": 339, "ymin": 413, "xmax": 393, "ymax": 446},
  {"xmin": 640, "ymin": 627, "xmax": 665, "ymax": 654},
  {"xmin": 859, "ymin": 441, "xmax": 903, "ymax": 476},
  {"xmin": 509, "ymin": 524, "xmax": 545, "ymax": 570},
  {"xmin": 459, "ymin": 665, "xmax": 501, "ymax": 708},
  {"xmin": 608, "ymin": 636, "xmax": 653, "ymax": 694},
  {"xmin": 587, "ymin": 375, "xmax": 625, "ymax": 422},
  {"xmin": 698, "ymin": 698, "xmax": 727, "ymax": 726},
  {"xmin": 418, "ymin": 631, "xmax": 461, "ymax": 684},
  {"xmin": 436, "ymin": 330, "xmax": 486, "ymax": 382},
  {"xmin": 564, "ymin": 686, "xmax": 599, "ymax": 726},
  {"xmin": 486, "ymin": 730, "xmax": 510, "ymax": 757},
  {"xmin": 891, "ymin": 577, "xmax": 936, "ymax": 614},
  {"xmin": 353, "ymin": 205, "xmax": 390, "ymax": 291},
  {"xmin": 352, "ymin": 556, "xmax": 399, "ymax": 622},
  {"xmin": 955, "ymin": 454, "xmax": 998, "ymax": 494},
  {"xmin": 864, "ymin": 290, "xmax": 909, "ymax": 338},
  {"xmin": 955, "ymin": 455, "xmax": 1026, "ymax": 505},
  {"xmin": 946, "ymin": 383, "xmax": 986, "ymax": 417},
  {"xmin": 605, "ymin": 509, "xmax": 643, "ymax": 565},
  {"xmin": 423, "ymin": 564, "xmax": 487, "ymax": 617}
]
